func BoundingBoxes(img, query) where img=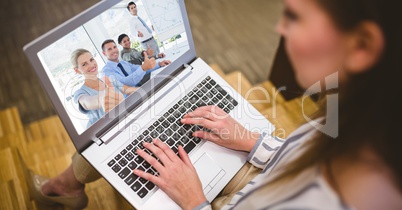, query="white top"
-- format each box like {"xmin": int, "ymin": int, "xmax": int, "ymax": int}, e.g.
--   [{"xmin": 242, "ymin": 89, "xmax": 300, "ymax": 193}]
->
[
  {"xmin": 197, "ymin": 122, "xmax": 354, "ymax": 210},
  {"xmin": 129, "ymin": 16, "xmax": 153, "ymax": 42}
]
